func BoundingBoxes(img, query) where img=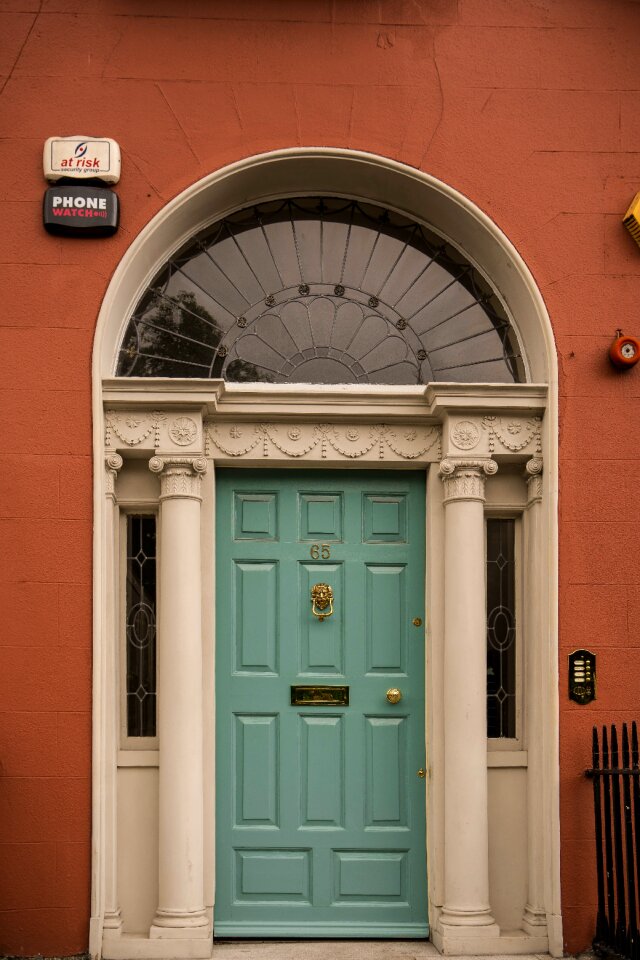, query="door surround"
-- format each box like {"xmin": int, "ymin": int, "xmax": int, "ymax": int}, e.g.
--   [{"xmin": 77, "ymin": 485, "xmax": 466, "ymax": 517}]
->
[{"xmin": 91, "ymin": 149, "xmax": 560, "ymax": 960}]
